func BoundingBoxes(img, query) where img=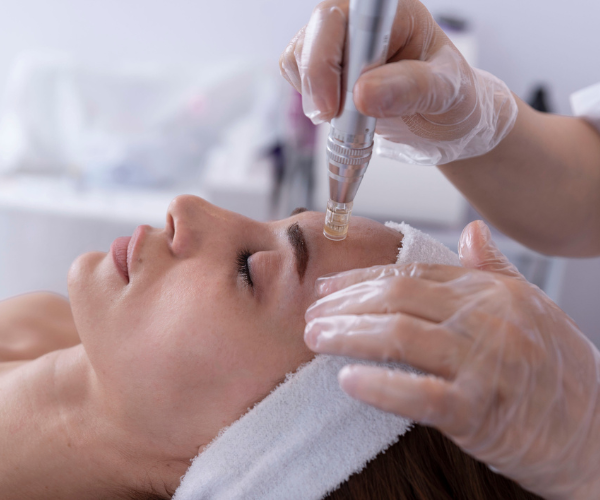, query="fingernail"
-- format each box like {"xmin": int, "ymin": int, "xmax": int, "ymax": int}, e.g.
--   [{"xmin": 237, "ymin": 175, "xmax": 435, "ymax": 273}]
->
[
  {"xmin": 305, "ymin": 317, "xmax": 346, "ymax": 352},
  {"xmin": 359, "ymin": 76, "xmax": 402, "ymax": 117},
  {"xmin": 375, "ymin": 83, "xmax": 395, "ymax": 116},
  {"xmin": 476, "ymin": 220, "xmax": 491, "ymax": 241},
  {"xmin": 386, "ymin": 80, "xmax": 414, "ymax": 116},
  {"xmin": 476, "ymin": 220, "xmax": 500, "ymax": 251},
  {"xmin": 304, "ymin": 319, "xmax": 322, "ymax": 350},
  {"xmin": 319, "ymin": 272, "xmax": 341, "ymax": 278},
  {"xmin": 338, "ymin": 365, "xmax": 362, "ymax": 395},
  {"xmin": 280, "ymin": 52, "xmax": 302, "ymax": 91},
  {"xmin": 301, "ymin": 76, "xmax": 329, "ymax": 124},
  {"xmin": 304, "ymin": 109, "xmax": 326, "ymax": 125},
  {"xmin": 305, "ymin": 297, "xmax": 331, "ymax": 323},
  {"xmin": 315, "ymin": 273, "xmax": 339, "ymax": 297},
  {"xmin": 282, "ymin": 68, "xmax": 301, "ymax": 92}
]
